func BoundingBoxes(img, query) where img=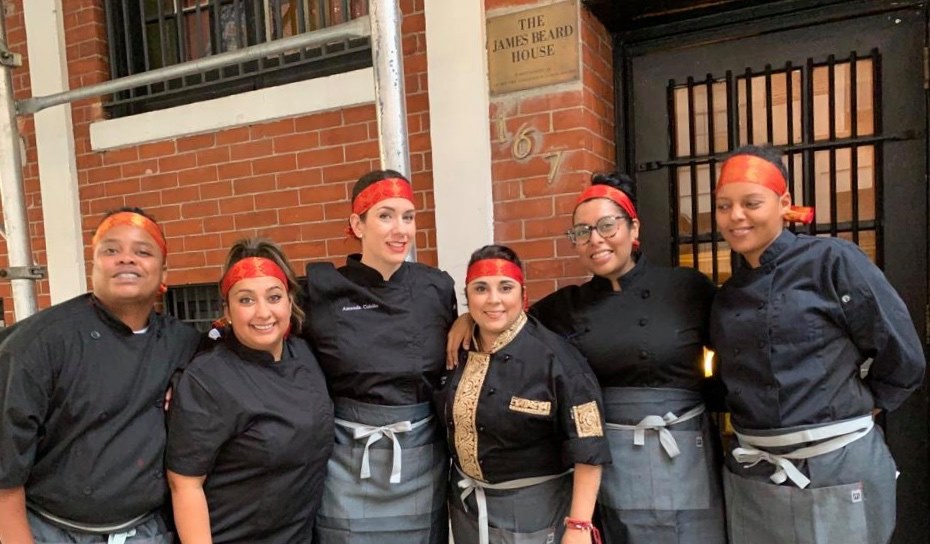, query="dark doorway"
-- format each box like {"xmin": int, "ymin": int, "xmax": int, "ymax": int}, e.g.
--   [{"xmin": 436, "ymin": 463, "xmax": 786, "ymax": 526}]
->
[{"xmin": 616, "ymin": 2, "xmax": 929, "ymax": 542}]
